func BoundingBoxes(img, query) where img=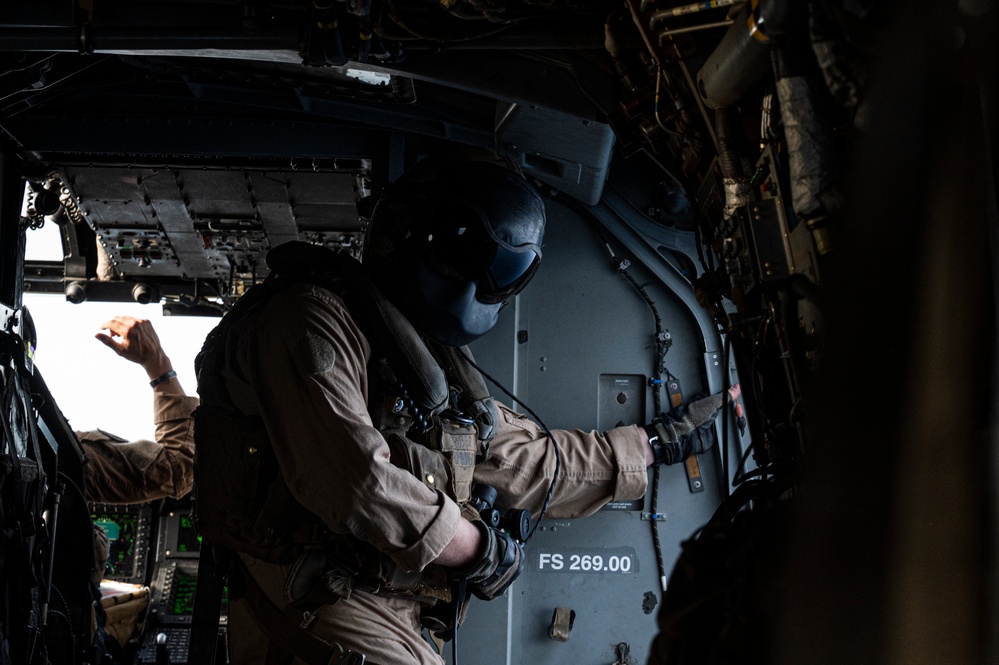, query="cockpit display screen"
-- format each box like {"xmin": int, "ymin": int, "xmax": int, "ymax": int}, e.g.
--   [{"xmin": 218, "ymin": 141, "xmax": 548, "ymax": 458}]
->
[
  {"xmin": 175, "ymin": 515, "xmax": 201, "ymax": 554},
  {"xmin": 93, "ymin": 512, "xmax": 139, "ymax": 579},
  {"xmin": 171, "ymin": 571, "xmax": 198, "ymax": 616}
]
